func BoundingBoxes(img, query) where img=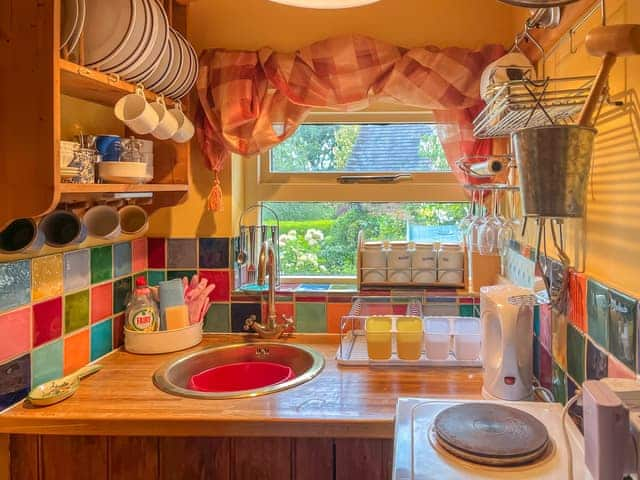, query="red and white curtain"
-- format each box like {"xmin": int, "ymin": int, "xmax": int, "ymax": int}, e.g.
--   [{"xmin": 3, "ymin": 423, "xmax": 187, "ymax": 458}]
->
[{"xmin": 196, "ymin": 34, "xmax": 505, "ymax": 210}]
